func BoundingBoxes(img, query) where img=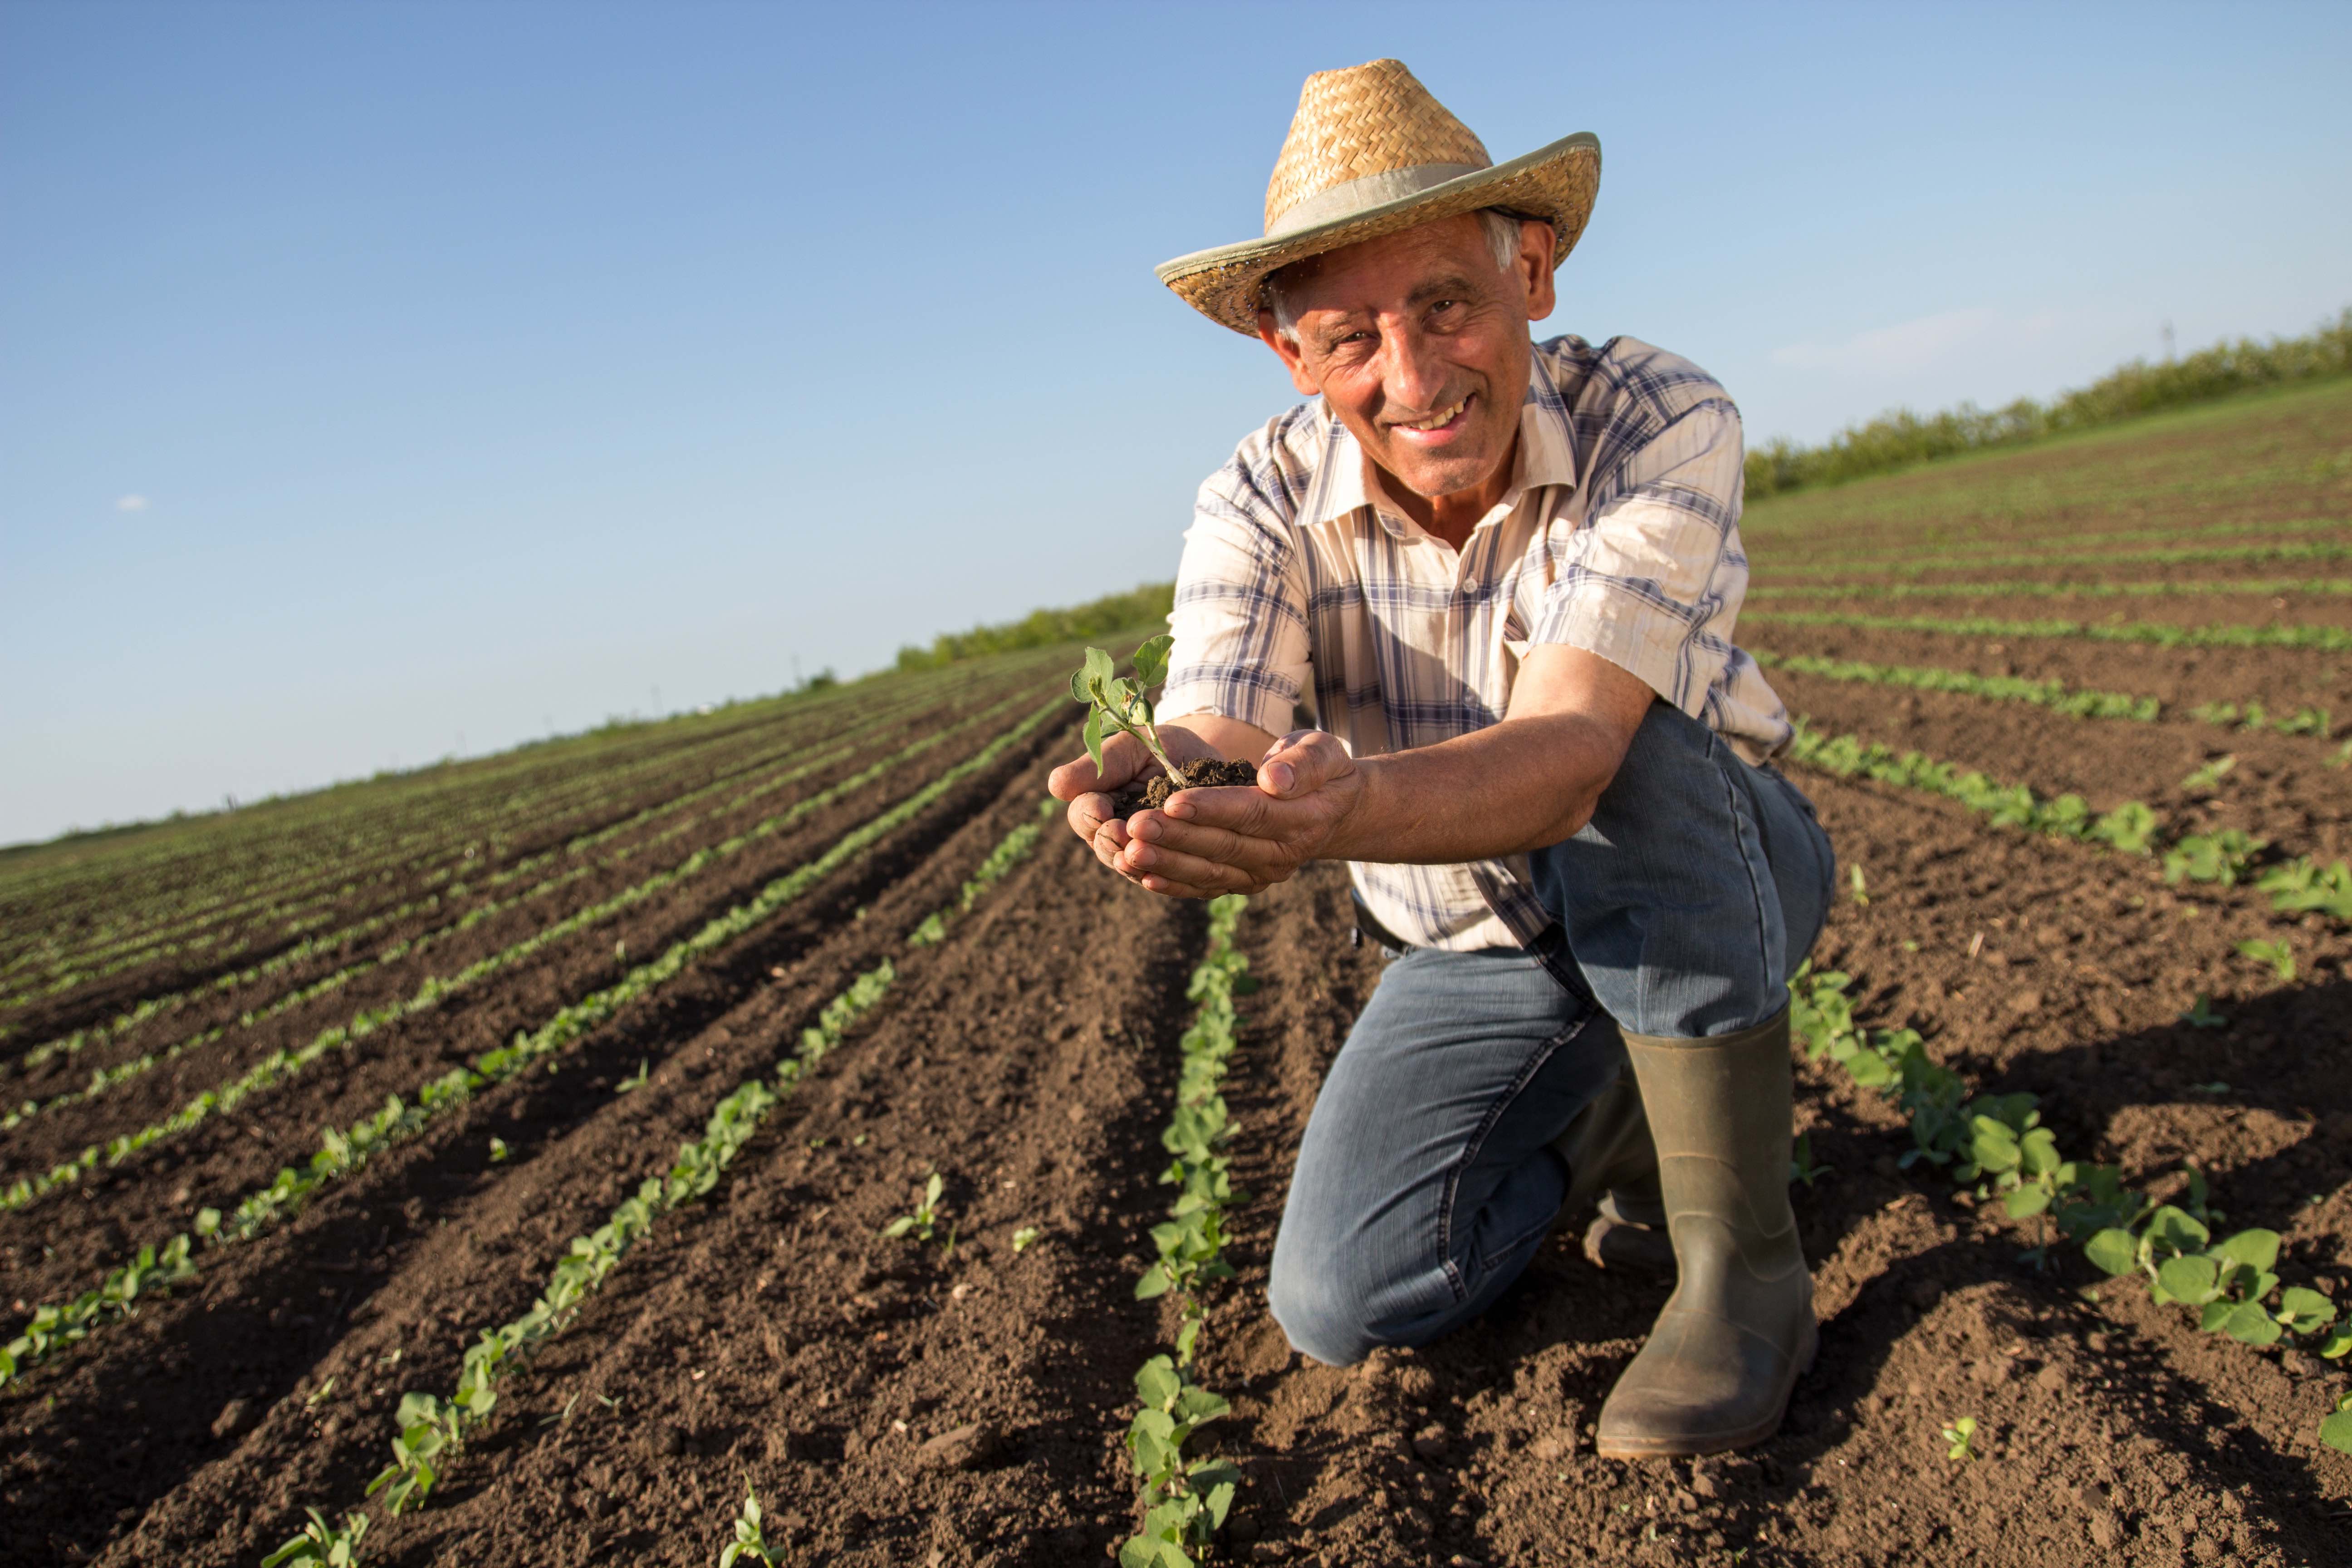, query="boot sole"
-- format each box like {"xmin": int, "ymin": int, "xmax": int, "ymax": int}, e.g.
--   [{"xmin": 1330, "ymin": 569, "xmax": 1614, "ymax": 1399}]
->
[{"xmin": 1593, "ymin": 1318, "xmax": 1820, "ymax": 1460}]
